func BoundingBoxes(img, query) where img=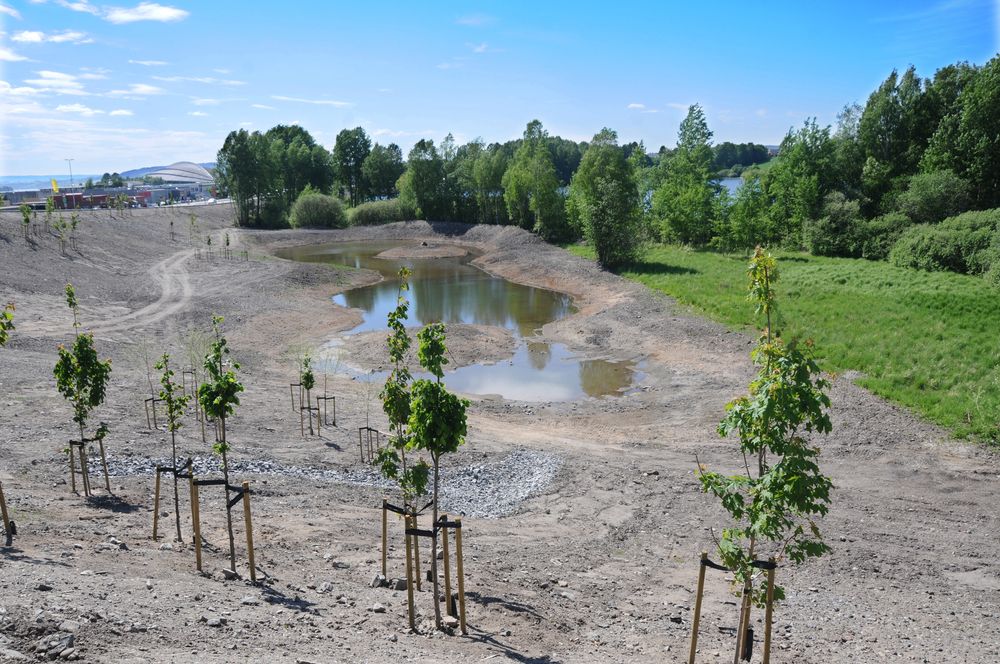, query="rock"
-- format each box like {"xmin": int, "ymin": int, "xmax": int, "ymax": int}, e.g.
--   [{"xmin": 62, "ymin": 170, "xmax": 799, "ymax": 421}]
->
[
  {"xmin": 59, "ymin": 647, "xmax": 75, "ymax": 659},
  {"xmin": 317, "ymin": 581, "xmax": 334, "ymax": 594},
  {"xmin": 221, "ymin": 568, "xmax": 240, "ymax": 581},
  {"xmin": 670, "ymin": 615, "xmax": 683, "ymax": 624},
  {"xmin": 389, "ymin": 578, "xmax": 407, "ymax": 591},
  {"xmin": 145, "ymin": 579, "xmax": 153, "ymax": 590},
  {"xmin": 158, "ymin": 543, "xmax": 173, "ymax": 551},
  {"xmin": 370, "ymin": 573, "xmax": 387, "ymax": 588},
  {"xmin": 58, "ymin": 621, "xmax": 80, "ymax": 633},
  {"xmin": 241, "ymin": 596, "xmax": 259, "ymax": 606},
  {"xmin": 388, "ymin": 633, "xmax": 397, "ymax": 642},
  {"xmin": 0, "ymin": 647, "xmax": 29, "ymax": 660},
  {"xmin": 35, "ymin": 583, "xmax": 53, "ymax": 591},
  {"xmin": 442, "ymin": 615, "xmax": 459, "ymax": 629},
  {"xmin": 369, "ymin": 603, "xmax": 386, "ymax": 614},
  {"xmin": 206, "ymin": 618, "xmax": 223, "ymax": 628}
]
